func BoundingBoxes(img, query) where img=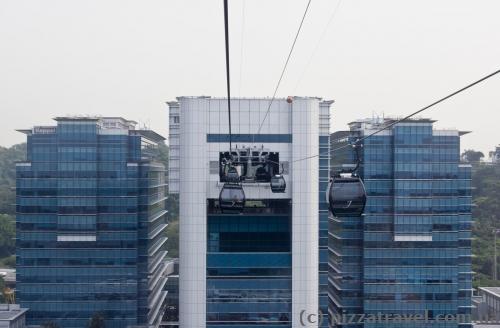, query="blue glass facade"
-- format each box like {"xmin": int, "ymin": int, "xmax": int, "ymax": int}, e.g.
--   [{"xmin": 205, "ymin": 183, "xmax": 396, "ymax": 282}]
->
[
  {"xmin": 329, "ymin": 119, "xmax": 472, "ymax": 328},
  {"xmin": 206, "ymin": 201, "xmax": 292, "ymax": 327},
  {"xmin": 207, "ymin": 134, "xmax": 293, "ymax": 143},
  {"xmin": 319, "ymin": 135, "xmax": 331, "ymax": 327},
  {"xmin": 16, "ymin": 118, "xmax": 168, "ymax": 328}
]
